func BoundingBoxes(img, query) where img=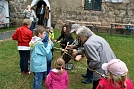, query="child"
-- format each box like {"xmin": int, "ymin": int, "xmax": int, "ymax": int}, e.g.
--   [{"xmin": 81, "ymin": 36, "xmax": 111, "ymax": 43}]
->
[
  {"xmin": 29, "ymin": 25, "xmax": 51, "ymax": 89},
  {"xmin": 48, "ymin": 27, "xmax": 54, "ymax": 41},
  {"xmin": 42, "ymin": 32, "xmax": 54, "ymax": 74},
  {"xmin": 48, "ymin": 27, "xmax": 55, "ymax": 56},
  {"xmin": 12, "ymin": 19, "xmax": 32, "ymax": 74},
  {"xmin": 45, "ymin": 58, "xmax": 69, "ymax": 89},
  {"xmin": 96, "ymin": 59, "xmax": 134, "ymax": 89}
]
